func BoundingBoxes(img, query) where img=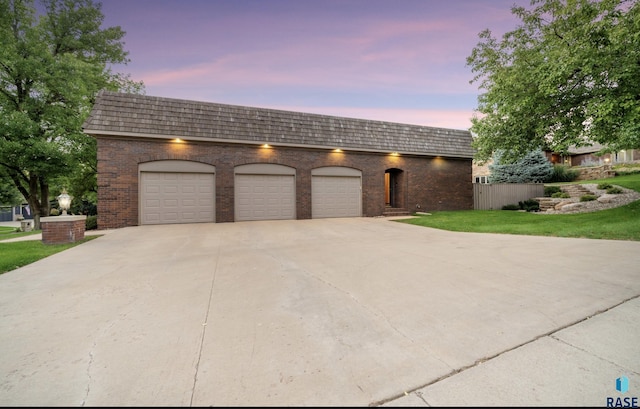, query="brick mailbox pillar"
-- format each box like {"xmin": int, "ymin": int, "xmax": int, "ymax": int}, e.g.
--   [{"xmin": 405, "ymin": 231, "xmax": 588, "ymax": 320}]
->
[{"xmin": 40, "ymin": 215, "xmax": 87, "ymax": 245}]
